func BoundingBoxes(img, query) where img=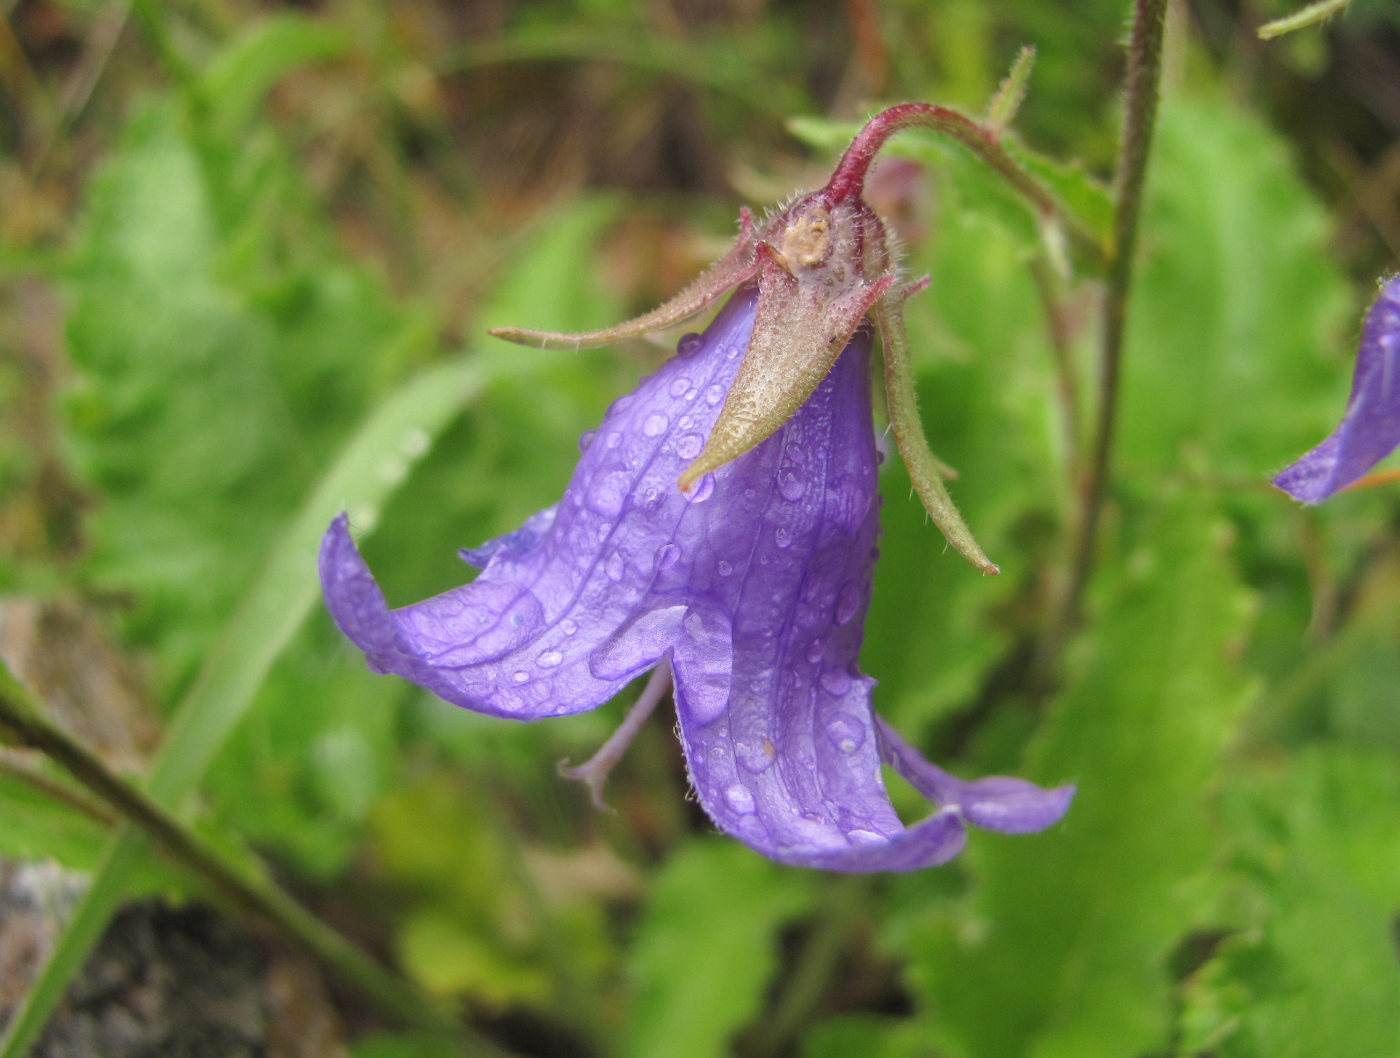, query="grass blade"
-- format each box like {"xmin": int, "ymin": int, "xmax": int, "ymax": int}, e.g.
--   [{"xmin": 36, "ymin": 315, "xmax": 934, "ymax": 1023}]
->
[{"xmin": 1, "ymin": 357, "xmax": 488, "ymax": 1057}]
